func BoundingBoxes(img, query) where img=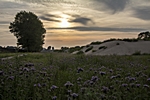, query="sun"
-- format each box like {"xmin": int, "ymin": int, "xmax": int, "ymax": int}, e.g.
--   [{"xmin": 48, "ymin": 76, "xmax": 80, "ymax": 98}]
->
[{"xmin": 60, "ymin": 18, "xmax": 70, "ymax": 28}]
